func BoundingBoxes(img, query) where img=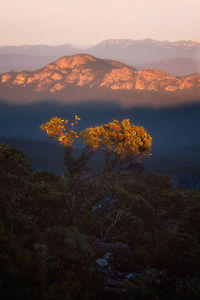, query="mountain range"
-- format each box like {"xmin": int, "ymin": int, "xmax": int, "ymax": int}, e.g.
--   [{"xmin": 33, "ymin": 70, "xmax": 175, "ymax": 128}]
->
[
  {"xmin": 139, "ymin": 57, "xmax": 200, "ymax": 77},
  {"xmin": 0, "ymin": 53, "xmax": 200, "ymax": 107},
  {"xmin": 0, "ymin": 38, "xmax": 200, "ymax": 76}
]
